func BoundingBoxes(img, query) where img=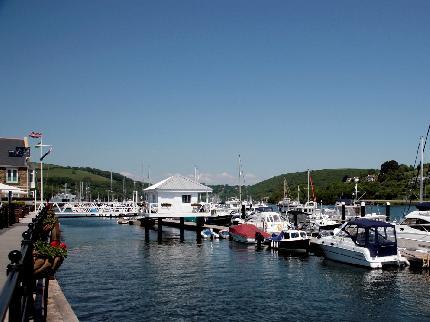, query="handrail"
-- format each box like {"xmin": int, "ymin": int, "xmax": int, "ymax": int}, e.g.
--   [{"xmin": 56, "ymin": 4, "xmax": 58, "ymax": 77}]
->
[{"xmin": 0, "ymin": 210, "xmax": 47, "ymax": 322}]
